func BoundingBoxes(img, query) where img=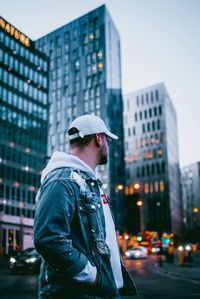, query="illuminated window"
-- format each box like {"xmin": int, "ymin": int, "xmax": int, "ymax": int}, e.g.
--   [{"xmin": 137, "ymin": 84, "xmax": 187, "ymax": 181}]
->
[
  {"xmin": 97, "ymin": 63, "xmax": 103, "ymax": 69},
  {"xmin": 157, "ymin": 148, "xmax": 163, "ymax": 157},
  {"xmin": 133, "ymin": 153, "xmax": 138, "ymax": 162},
  {"xmin": 155, "ymin": 181, "xmax": 159, "ymax": 192},
  {"xmin": 148, "ymin": 151, "xmax": 153, "ymax": 159},
  {"xmin": 160, "ymin": 180, "xmax": 164, "ymax": 192},
  {"xmin": 143, "ymin": 151, "xmax": 147, "ymax": 160},
  {"xmin": 89, "ymin": 34, "xmax": 94, "ymax": 40},
  {"xmin": 144, "ymin": 183, "xmax": 149, "ymax": 194},
  {"xmin": 150, "ymin": 183, "xmax": 153, "ymax": 193},
  {"xmin": 129, "ymin": 185, "xmax": 134, "ymax": 195},
  {"xmin": 97, "ymin": 51, "xmax": 103, "ymax": 58},
  {"xmin": 125, "ymin": 186, "xmax": 129, "ymax": 196}
]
